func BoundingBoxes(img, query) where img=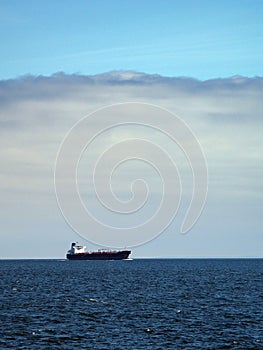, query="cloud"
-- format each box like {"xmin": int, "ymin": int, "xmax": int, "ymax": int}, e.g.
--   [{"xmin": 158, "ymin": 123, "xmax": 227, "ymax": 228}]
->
[
  {"xmin": 0, "ymin": 71, "xmax": 262, "ymax": 256},
  {"xmin": 1, "ymin": 71, "xmax": 262, "ymax": 196}
]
